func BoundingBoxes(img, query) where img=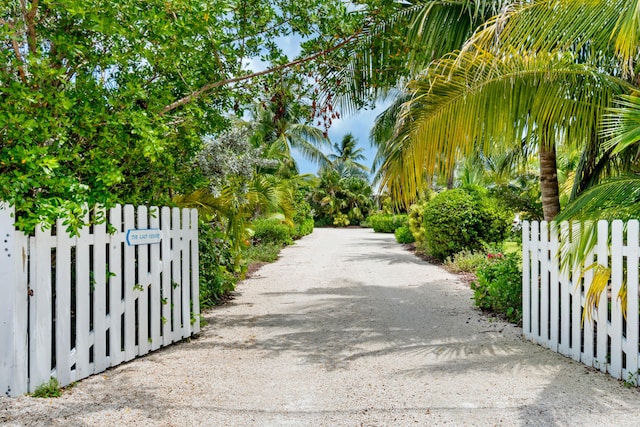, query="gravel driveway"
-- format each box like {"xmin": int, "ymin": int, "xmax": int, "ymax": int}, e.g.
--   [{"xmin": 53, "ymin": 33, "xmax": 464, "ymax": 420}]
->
[{"xmin": 3, "ymin": 227, "xmax": 640, "ymax": 426}]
